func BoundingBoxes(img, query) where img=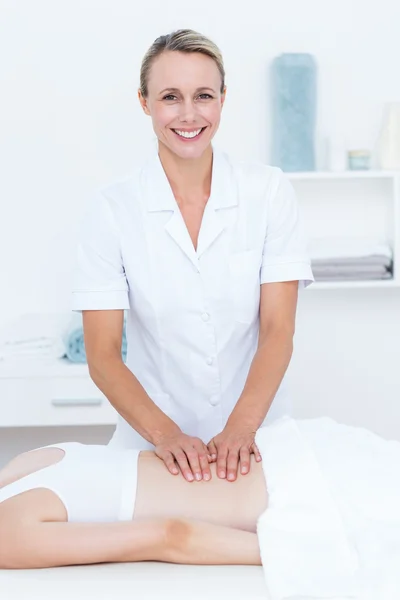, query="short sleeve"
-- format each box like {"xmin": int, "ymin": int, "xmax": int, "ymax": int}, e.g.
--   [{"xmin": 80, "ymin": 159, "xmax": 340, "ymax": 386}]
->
[
  {"xmin": 261, "ymin": 170, "xmax": 314, "ymax": 289},
  {"xmin": 71, "ymin": 192, "xmax": 130, "ymax": 311}
]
